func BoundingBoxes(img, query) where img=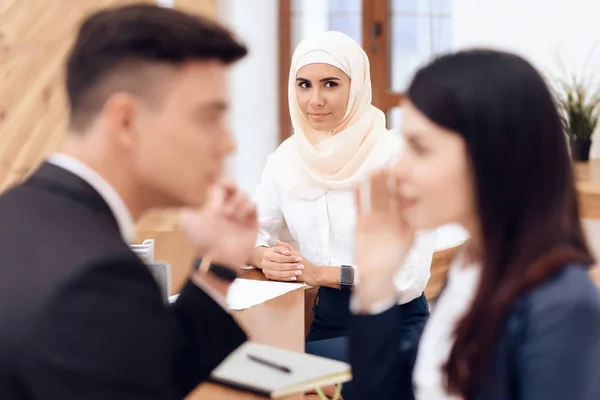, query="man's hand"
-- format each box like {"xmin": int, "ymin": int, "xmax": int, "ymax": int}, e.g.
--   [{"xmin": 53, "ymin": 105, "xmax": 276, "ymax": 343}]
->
[{"xmin": 178, "ymin": 183, "xmax": 258, "ymax": 269}]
